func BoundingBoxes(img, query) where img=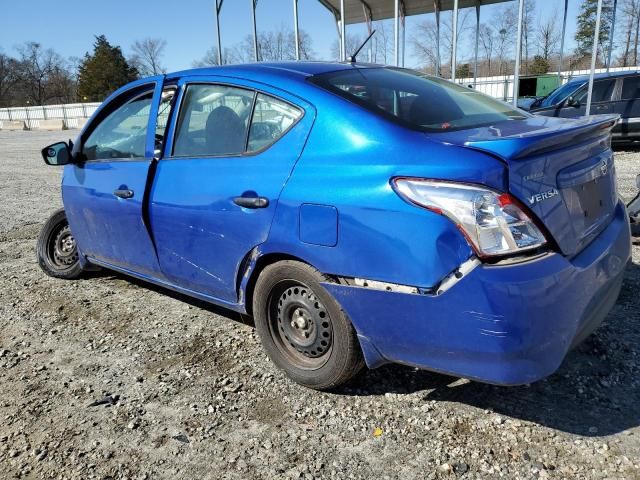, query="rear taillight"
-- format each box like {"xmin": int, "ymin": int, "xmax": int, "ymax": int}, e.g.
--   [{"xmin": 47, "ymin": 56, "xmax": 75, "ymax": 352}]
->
[{"xmin": 392, "ymin": 178, "xmax": 548, "ymax": 258}]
